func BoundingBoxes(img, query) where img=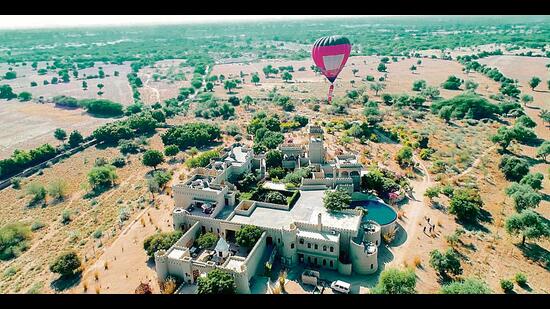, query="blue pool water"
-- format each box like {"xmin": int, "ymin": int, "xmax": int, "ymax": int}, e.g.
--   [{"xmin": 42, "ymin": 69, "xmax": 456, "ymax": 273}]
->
[{"xmin": 350, "ymin": 200, "xmax": 397, "ymax": 226}]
